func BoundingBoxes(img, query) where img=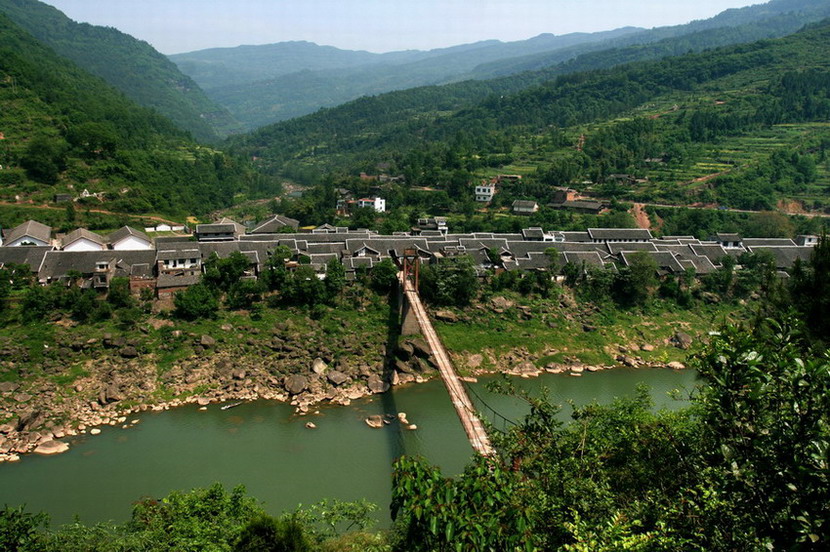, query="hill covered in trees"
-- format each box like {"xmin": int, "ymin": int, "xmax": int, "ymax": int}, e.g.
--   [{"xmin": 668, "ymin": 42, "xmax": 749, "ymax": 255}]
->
[
  {"xmin": 0, "ymin": 13, "xmax": 276, "ymax": 218},
  {"xmin": 0, "ymin": 0, "xmax": 241, "ymax": 142},
  {"xmin": 174, "ymin": 0, "xmax": 830, "ymax": 130},
  {"xmin": 229, "ymin": 19, "xmax": 830, "ymax": 217}
]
